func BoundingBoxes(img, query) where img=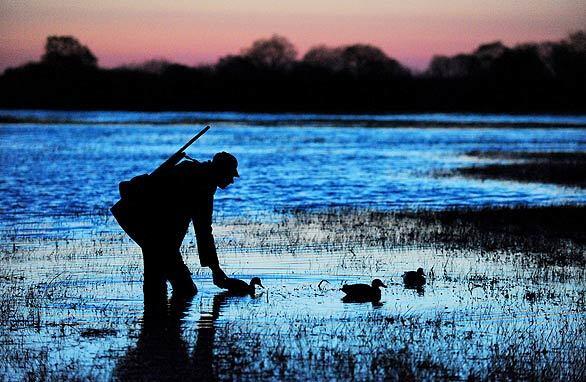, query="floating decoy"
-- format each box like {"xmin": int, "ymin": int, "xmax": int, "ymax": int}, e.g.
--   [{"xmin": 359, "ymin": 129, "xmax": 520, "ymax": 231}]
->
[
  {"xmin": 341, "ymin": 279, "xmax": 387, "ymax": 302},
  {"xmin": 223, "ymin": 277, "xmax": 264, "ymax": 296},
  {"xmin": 402, "ymin": 268, "xmax": 426, "ymax": 287}
]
